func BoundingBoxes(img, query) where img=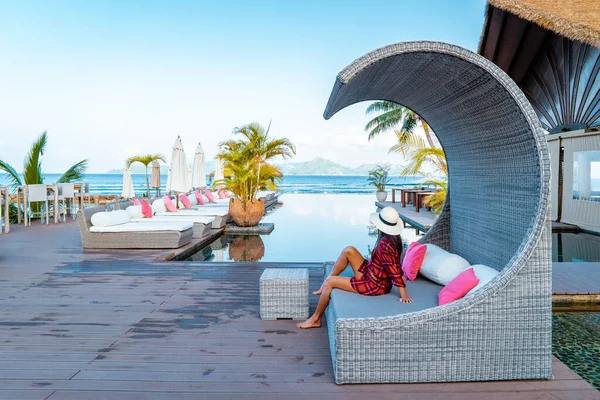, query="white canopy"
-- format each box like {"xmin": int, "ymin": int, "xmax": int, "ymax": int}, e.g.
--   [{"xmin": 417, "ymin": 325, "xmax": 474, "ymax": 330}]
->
[
  {"xmin": 121, "ymin": 168, "xmax": 135, "ymax": 198},
  {"xmin": 192, "ymin": 142, "xmax": 207, "ymax": 188},
  {"xmin": 167, "ymin": 136, "xmax": 189, "ymax": 193}
]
